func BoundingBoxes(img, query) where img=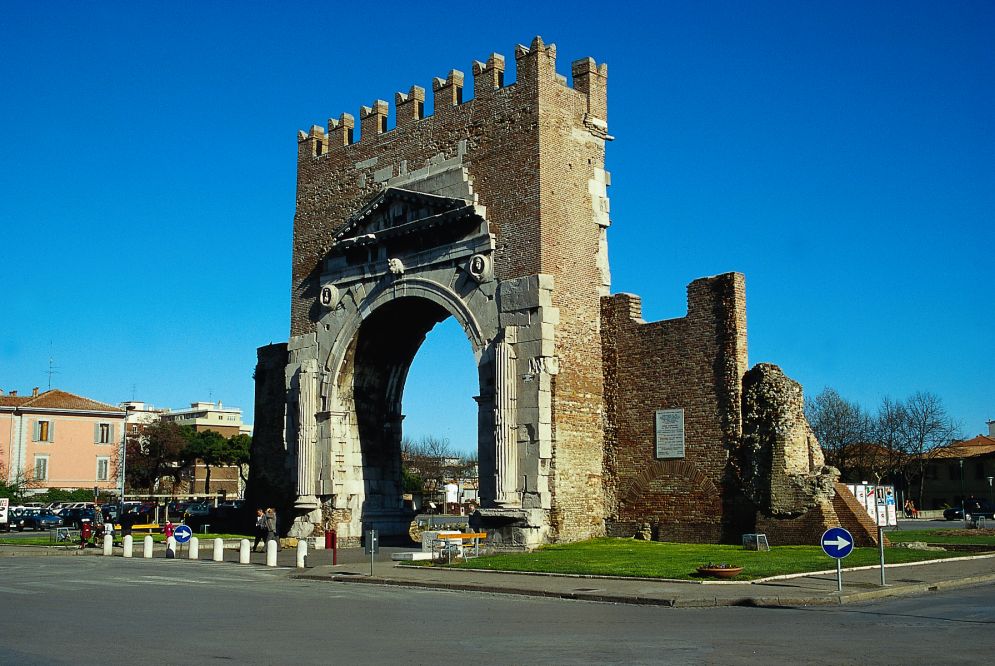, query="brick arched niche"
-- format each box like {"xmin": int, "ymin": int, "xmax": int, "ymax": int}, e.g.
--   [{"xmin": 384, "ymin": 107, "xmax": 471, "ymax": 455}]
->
[{"xmin": 617, "ymin": 460, "xmax": 724, "ymax": 543}]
